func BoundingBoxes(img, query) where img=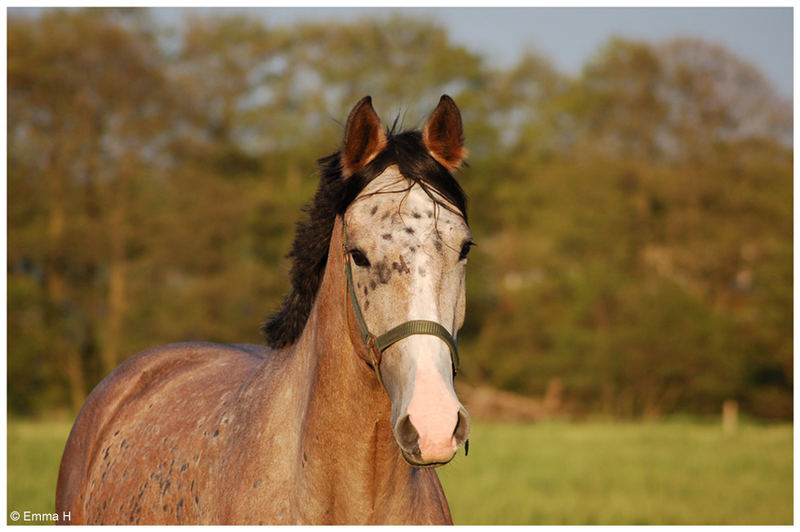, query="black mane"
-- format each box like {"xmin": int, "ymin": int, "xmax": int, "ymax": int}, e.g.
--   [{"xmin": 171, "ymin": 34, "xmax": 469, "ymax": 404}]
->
[{"xmin": 261, "ymin": 129, "xmax": 468, "ymax": 348}]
